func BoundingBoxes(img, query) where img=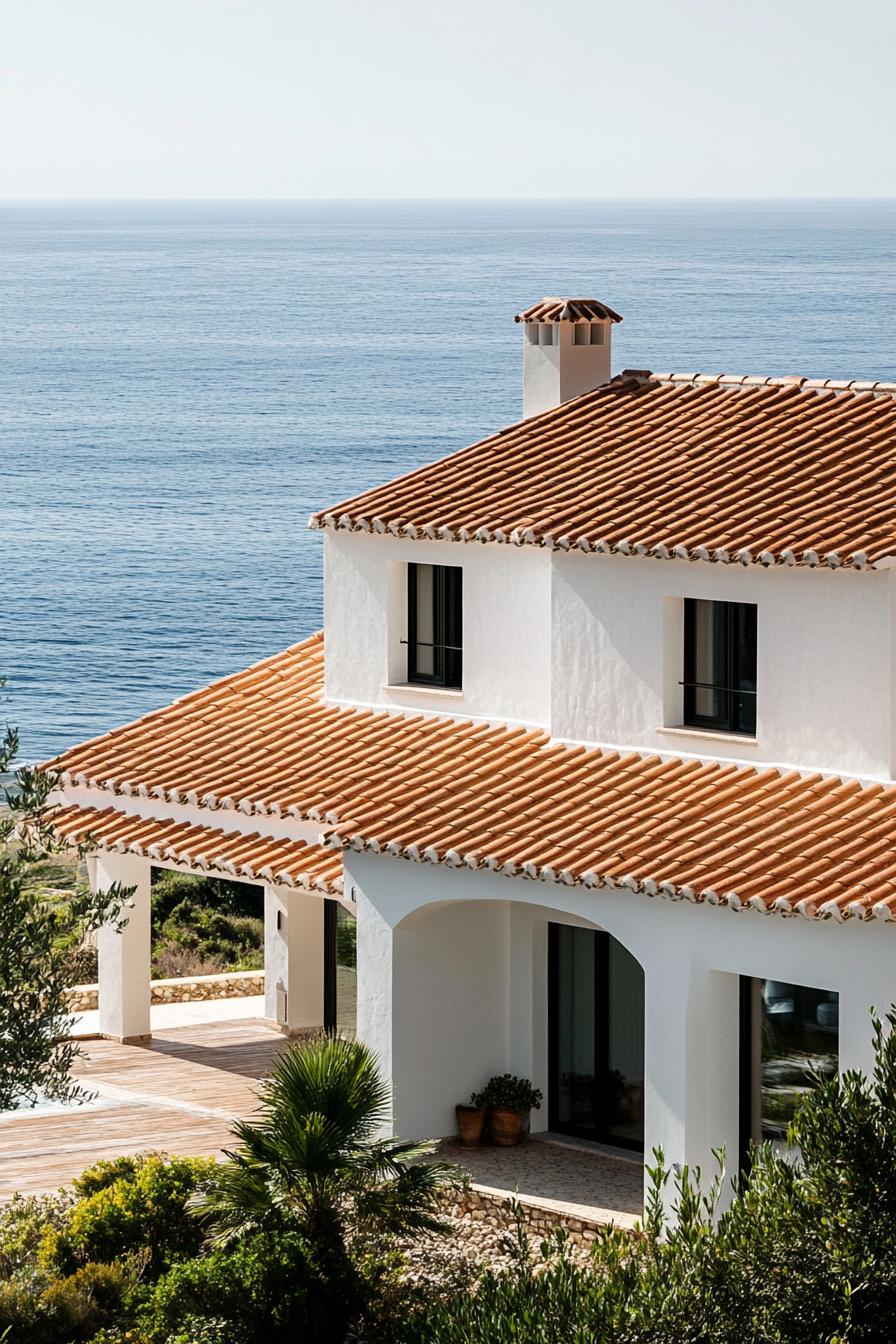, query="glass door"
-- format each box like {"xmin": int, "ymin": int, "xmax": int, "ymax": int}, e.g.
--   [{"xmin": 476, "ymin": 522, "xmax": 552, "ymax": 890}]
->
[
  {"xmin": 548, "ymin": 924, "xmax": 644, "ymax": 1151},
  {"xmin": 324, "ymin": 902, "xmax": 357, "ymax": 1037}
]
